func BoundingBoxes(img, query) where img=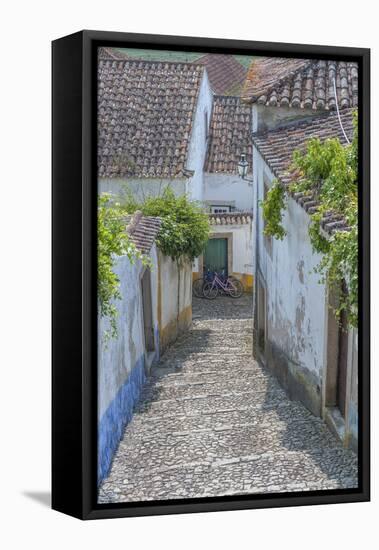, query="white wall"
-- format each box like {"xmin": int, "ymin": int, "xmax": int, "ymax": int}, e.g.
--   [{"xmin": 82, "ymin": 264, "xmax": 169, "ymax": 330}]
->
[
  {"xmin": 185, "ymin": 70, "xmax": 214, "ymax": 202},
  {"xmin": 98, "ymin": 177, "xmax": 187, "ymax": 202},
  {"xmin": 255, "ymin": 149, "xmax": 326, "ymax": 382},
  {"xmin": 204, "ymin": 173, "xmax": 253, "ymax": 211},
  {"xmin": 98, "ymin": 245, "xmax": 159, "ymax": 421},
  {"xmin": 158, "ymin": 251, "xmax": 192, "ymax": 351}
]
